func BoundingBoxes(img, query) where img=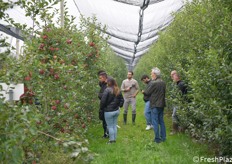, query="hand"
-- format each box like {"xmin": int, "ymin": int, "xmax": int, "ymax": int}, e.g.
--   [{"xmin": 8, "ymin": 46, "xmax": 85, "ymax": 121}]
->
[
  {"xmin": 125, "ymin": 87, "xmax": 131, "ymax": 92},
  {"xmin": 130, "ymin": 94, "xmax": 136, "ymax": 98}
]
